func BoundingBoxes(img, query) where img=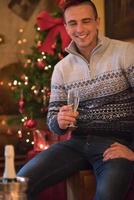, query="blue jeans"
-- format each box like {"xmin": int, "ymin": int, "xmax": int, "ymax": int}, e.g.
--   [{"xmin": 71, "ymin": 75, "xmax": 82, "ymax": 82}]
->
[{"xmin": 17, "ymin": 135, "xmax": 134, "ymax": 200}]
